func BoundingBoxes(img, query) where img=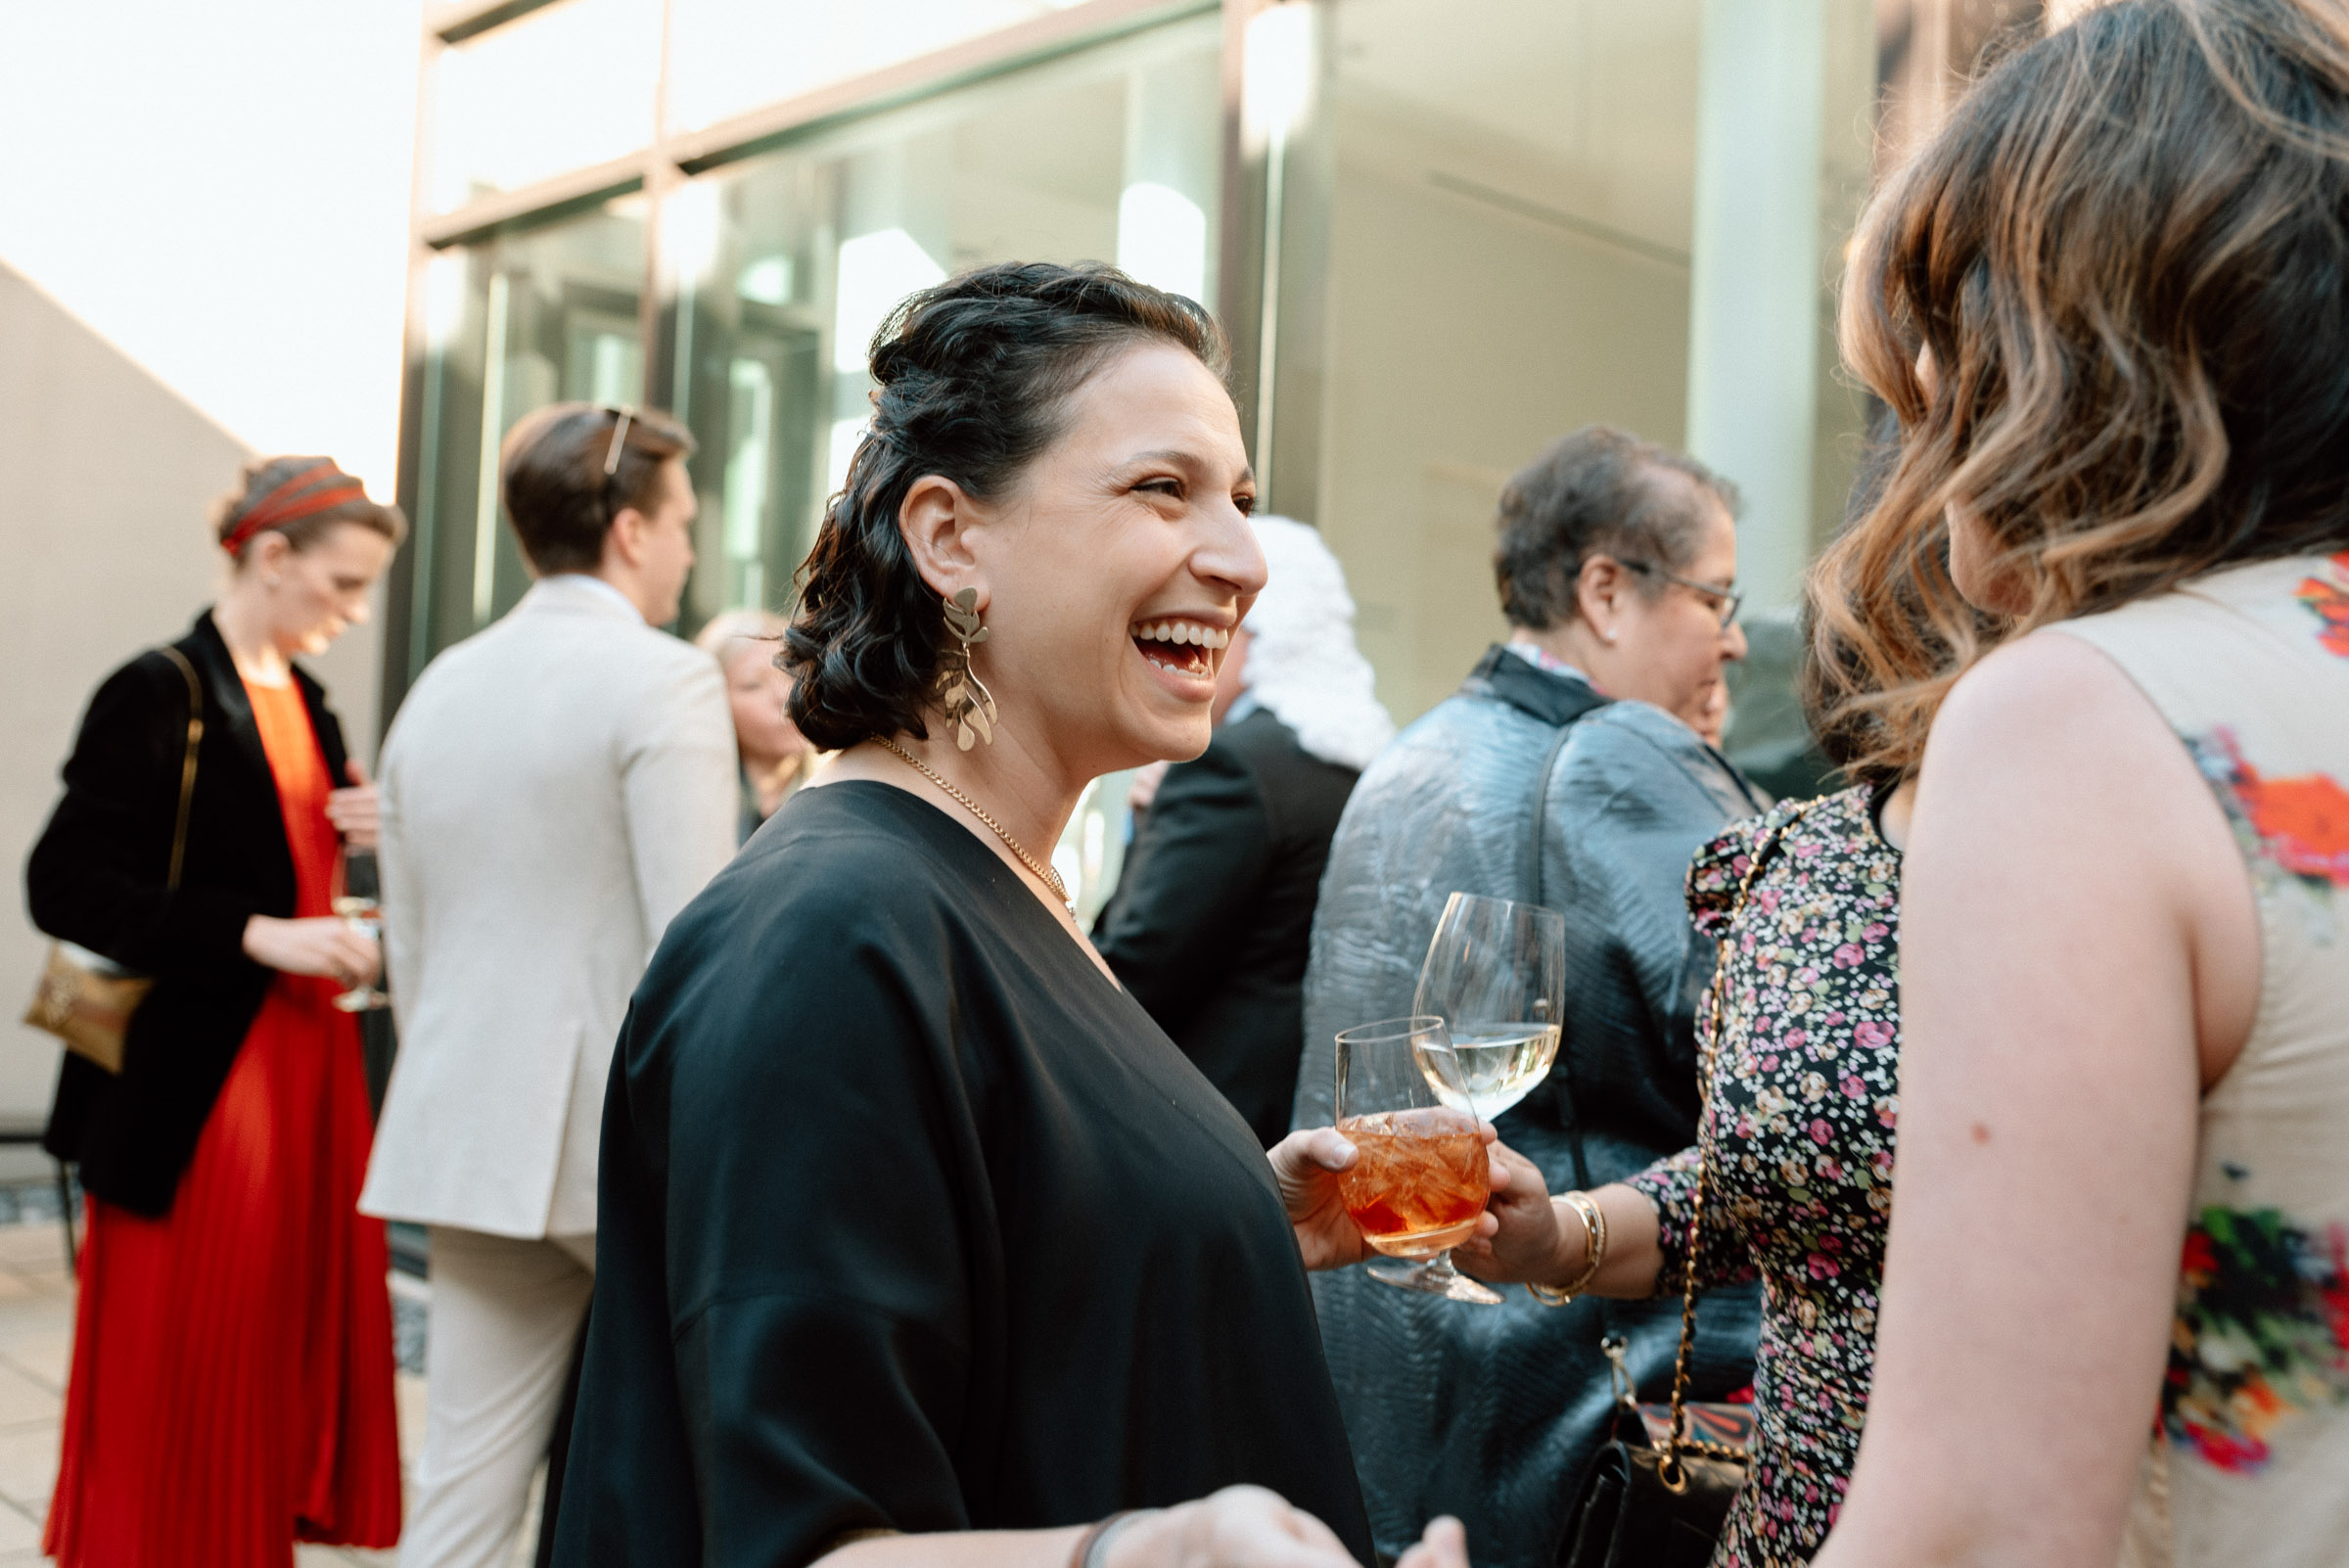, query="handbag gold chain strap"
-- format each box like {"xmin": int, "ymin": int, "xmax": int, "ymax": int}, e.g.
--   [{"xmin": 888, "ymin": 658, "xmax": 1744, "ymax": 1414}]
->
[
  {"xmin": 159, "ymin": 647, "xmax": 204, "ymax": 889},
  {"xmin": 1657, "ymin": 798, "xmax": 1819, "ymax": 1491},
  {"xmin": 23, "ymin": 646, "xmax": 207, "ymax": 1076}
]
